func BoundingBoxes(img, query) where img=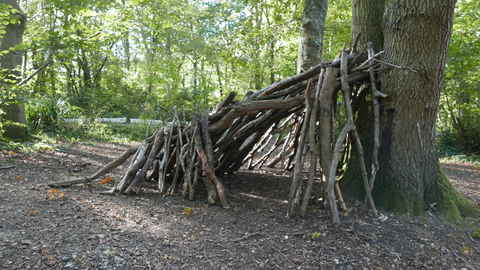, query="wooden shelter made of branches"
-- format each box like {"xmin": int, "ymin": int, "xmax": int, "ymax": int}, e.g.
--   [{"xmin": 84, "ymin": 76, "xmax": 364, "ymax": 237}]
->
[{"xmin": 50, "ymin": 43, "xmax": 387, "ymax": 227}]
